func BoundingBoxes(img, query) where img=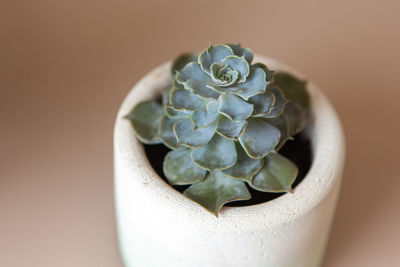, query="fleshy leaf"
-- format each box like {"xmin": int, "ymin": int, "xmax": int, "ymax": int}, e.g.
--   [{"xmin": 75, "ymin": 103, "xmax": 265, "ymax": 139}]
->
[
  {"xmin": 170, "ymin": 87, "xmax": 204, "ymax": 111},
  {"xmin": 163, "ymin": 149, "xmax": 207, "ymax": 185},
  {"xmin": 173, "ymin": 118, "xmax": 217, "ymax": 148},
  {"xmin": 248, "ymin": 91, "xmax": 275, "ymax": 116},
  {"xmin": 183, "ymin": 171, "xmax": 251, "ymax": 215},
  {"xmin": 262, "ymin": 87, "xmax": 288, "ymax": 118},
  {"xmin": 251, "ymin": 152, "xmax": 298, "ymax": 192},
  {"xmin": 253, "ymin": 63, "xmax": 274, "ymax": 86},
  {"xmin": 124, "ymin": 101, "xmax": 163, "ymax": 144},
  {"xmin": 227, "ymin": 44, "xmax": 253, "ymax": 64},
  {"xmin": 222, "ymin": 143, "xmax": 263, "ymax": 182},
  {"xmin": 218, "ymin": 94, "xmax": 253, "ymax": 122},
  {"xmin": 235, "ymin": 66, "xmax": 268, "ymax": 100},
  {"xmin": 161, "ymin": 86, "xmax": 189, "ymax": 118},
  {"xmin": 198, "ymin": 44, "xmax": 234, "ymax": 75},
  {"xmin": 164, "ymin": 105, "xmax": 189, "ymax": 118},
  {"xmin": 177, "ymin": 62, "xmax": 209, "ymax": 82},
  {"xmin": 161, "ymin": 88, "xmax": 178, "ymax": 118},
  {"xmin": 216, "ymin": 115, "xmax": 247, "ymax": 140},
  {"xmin": 273, "ymin": 71, "xmax": 309, "ymax": 111},
  {"xmin": 161, "ymin": 86, "xmax": 192, "ymax": 119},
  {"xmin": 221, "ymin": 55, "xmax": 250, "ymax": 83},
  {"xmin": 210, "ymin": 62, "xmax": 239, "ymax": 87},
  {"xmin": 239, "ymin": 118, "xmax": 281, "ymax": 159},
  {"xmin": 159, "ymin": 116, "xmax": 180, "ymax": 149},
  {"xmin": 171, "ymin": 53, "xmax": 197, "ymax": 78},
  {"xmin": 176, "ymin": 62, "xmax": 219, "ymax": 99},
  {"xmin": 284, "ymin": 101, "xmax": 308, "ymax": 136},
  {"xmin": 185, "ymin": 79, "xmax": 219, "ymax": 99},
  {"xmin": 206, "ymin": 83, "xmax": 243, "ymax": 94},
  {"xmin": 191, "ymin": 99, "xmax": 220, "ymax": 128},
  {"xmin": 191, "ymin": 134, "xmax": 237, "ymax": 171},
  {"xmin": 264, "ymin": 115, "xmax": 291, "ymax": 151}
]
